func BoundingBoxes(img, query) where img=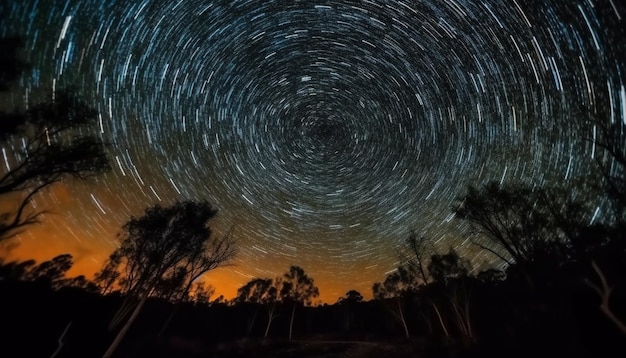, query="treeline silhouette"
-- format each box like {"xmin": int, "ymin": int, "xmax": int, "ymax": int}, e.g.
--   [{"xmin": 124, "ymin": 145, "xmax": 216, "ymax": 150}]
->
[
  {"xmin": 2, "ymin": 177, "xmax": 625, "ymax": 358},
  {"xmin": 2, "ymin": 35, "xmax": 626, "ymax": 357}
]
